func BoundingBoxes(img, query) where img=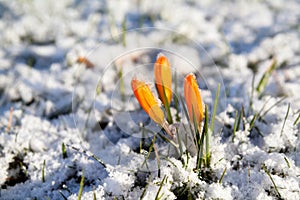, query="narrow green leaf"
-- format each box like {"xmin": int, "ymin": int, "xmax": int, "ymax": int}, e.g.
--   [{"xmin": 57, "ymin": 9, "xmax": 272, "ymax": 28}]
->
[
  {"xmin": 42, "ymin": 160, "xmax": 46, "ymax": 182},
  {"xmin": 96, "ymin": 83, "xmax": 102, "ymax": 96},
  {"xmin": 241, "ymin": 105, "xmax": 246, "ymax": 130},
  {"xmin": 196, "ymin": 105, "xmax": 207, "ymax": 170},
  {"xmin": 142, "ymin": 133, "xmax": 157, "ymax": 168},
  {"xmin": 176, "ymin": 128, "xmax": 183, "ymax": 160},
  {"xmin": 118, "ymin": 69, "xmax": 126, "ymax": 102},
  {"xmin": 155, "ymin": 175, "xmax": 167, "ymax": 200},
  {"xmin": 260, "ymin": 97, "xmax": 286, "ymax": 119},
  {"xmin": 280, "ymin": 103, "xmax": 290, "ymax": 136},
  {"xmin": 153, "ymin": 144, "xmax": 161, "ymax": 177},
  {"xmin": 78, "ymin": 170, "xmax": 85, "ymax": 200},
  {"xmin": 249, "ymin": 113, "xmax": 258, "ymax": 131},
  {"xmin": 262, "ymin": 164, "xmax": 282, "ymax": 198},
  {"xmin": 219, "ymin": 167, "xmax": 227, "ymax": 184},
  {"xmin": 232, "ymin": 110, "xmax": 239, "ymax": 142},
  {"xmin": 174, "ymin": 71, "xmax": 180, "ymax": 122},
  {"xmin": 204, "ymin": 105, "xmax": 210, "ymax": 168},
  {"xmin": 140, "ymin": 124, "xmax": 145, "ymax": 154},
  {"xmin": 93, "ymin": 190, "xmax": 97, "ymax": 200},
  {"xmin": 293, "ymin": 112, "xmax": 300, "ymax": 126},
  {"xmin": 180, "ymin": 96, "xmax": 197, "ymax": 148},
  {"xmin": 62, "ymin": 142, "xmax": 67, "ymax": 159},
  {"xmin": 249, "ymin": 74, "xmax": 255, "ymax": 111},
  {"xmin": 237, "ymin": 106, "xmax": 243, "ymax": 131},
  {"xmin": 59, "ymin": 191, "xmax": 68, "ymax": 200},
  {"xmin": 156, "ymin": 132, "xmax": 179, "ymax": 149},
  {"xmin": 90, "ymin": 154, "xmax": 107, "ymax": 168},
  {"xmin": 121, "ymin": 17, "xmax": 127, "ymax": 47},
  {"xmin": 67, "ymin": 145, "xmax": 106, "ymax": 168},
  {"xmin": 193, "ymin": 106, "xmax": 202, "ymax": 170},
  {"xmin": 284, "ymin": 157, "xmax": 290, "ymax": 168},
  {"xmin": 210, "ymin": 83, "xmax": 220, "ymax": 133},
  {"xmin": 162, "ymin": 80, "xmax": 173, "ymax": 124},
  {"xmin": 140, "ymin": 181, "xmax": 149, "ymax": 199},
  {"xmin": 256, "ymin": 59, "xmax": 276, "ymax": 94}
]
